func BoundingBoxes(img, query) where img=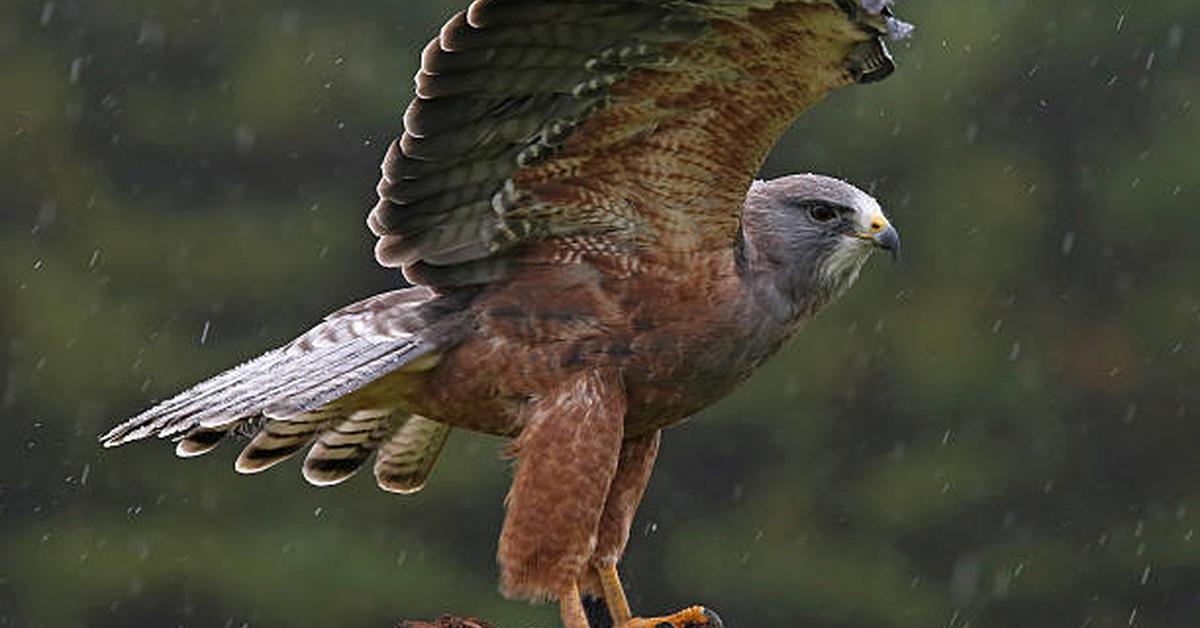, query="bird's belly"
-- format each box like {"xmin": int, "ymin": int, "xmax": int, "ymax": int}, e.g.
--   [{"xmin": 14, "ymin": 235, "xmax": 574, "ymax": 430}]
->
[
  {"xmin": 410, "ymin": 331, "xmax": 761, "ymax": 439},
  {"xmin": 404, "ymin": 262, "xmax": 779, "ymax": 438},
  {"xmin": 621, "ymin": 327, "xmax": 767, "ymax": 436}
]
